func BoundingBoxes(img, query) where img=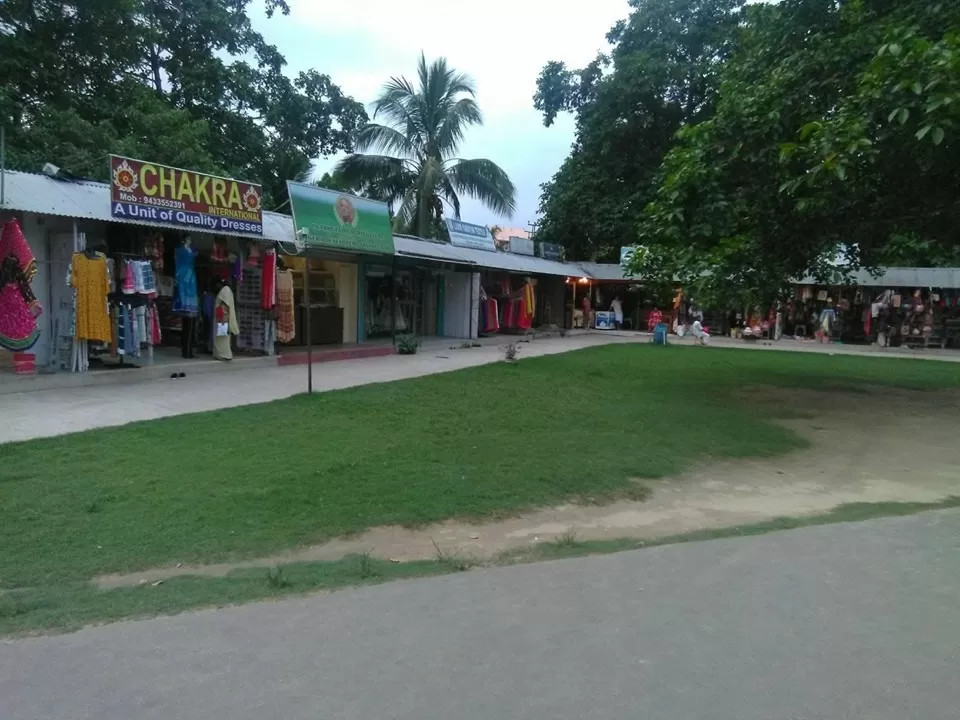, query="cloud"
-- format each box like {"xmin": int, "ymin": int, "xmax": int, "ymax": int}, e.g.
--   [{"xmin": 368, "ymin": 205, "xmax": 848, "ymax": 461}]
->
[{"xmin": 255, "ymin": 0, "xmax": 631, "ymax": 226}]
